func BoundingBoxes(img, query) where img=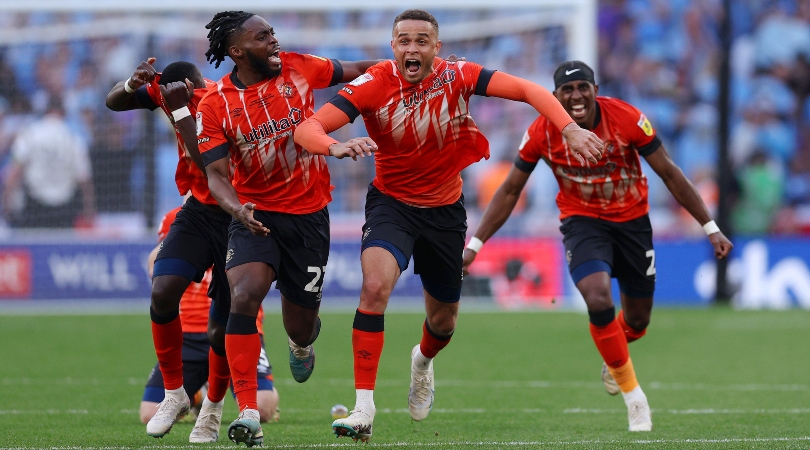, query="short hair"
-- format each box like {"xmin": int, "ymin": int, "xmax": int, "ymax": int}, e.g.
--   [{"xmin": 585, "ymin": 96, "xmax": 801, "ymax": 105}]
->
[
  {"xmin": 205, "ymin": 11, "xmax": 255, "ymax": 68},
  {"xmin": 159, "ymin": 61, "xmax": 202, "ymax": 86},
  {"xmin": 393, "ymin": 9, "xmax": 439, "ymax": 37}
]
